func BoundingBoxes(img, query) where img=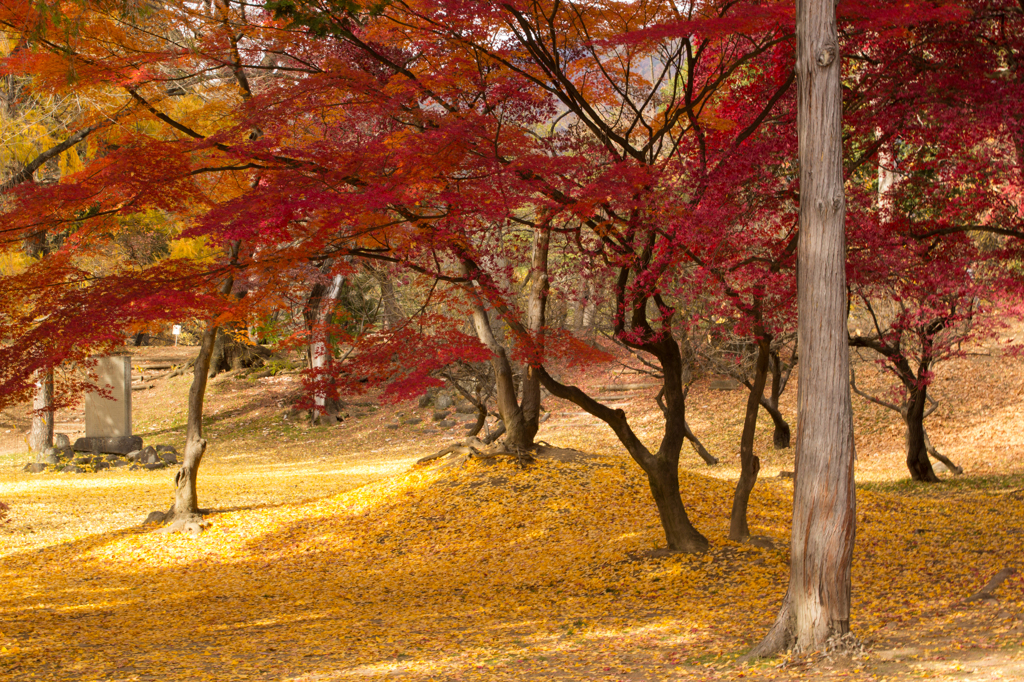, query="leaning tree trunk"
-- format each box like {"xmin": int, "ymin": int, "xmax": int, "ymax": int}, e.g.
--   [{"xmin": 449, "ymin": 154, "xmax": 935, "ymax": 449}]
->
[
  {"xmin": 730, "ymin": 337, "xmax": 770, "ymax": 541},
  {"xmin": 156, "ymin": 242, "xmax": 239, "ymax": 534},
  {"xmin": 903, "ymin": 386, "xmax": 940, "ymax": 482},
  {"xmin": 164, "ymin": 321, "xmax": 218, "ymax": 533},
  {"xmin": 750, "ymin": 0, "xmax": 856, "ymax": 657},
  {"xmin": 536, "ymin": 328, "xmax": 710, "ymax": 554},
  {"xmin": 464, "ymin": 280, "xmax": 534, "ymax": 451},
  {"xmin": 683, "ymin": 420, "xmax": 718, "ymax": 465},
  {"xmin": 459, "ymin": 226, "xmax": 551, "ymax": 453},
  {"xmin": 28, "ymin": 367, "xmax": 54, "ymax": 453}
]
